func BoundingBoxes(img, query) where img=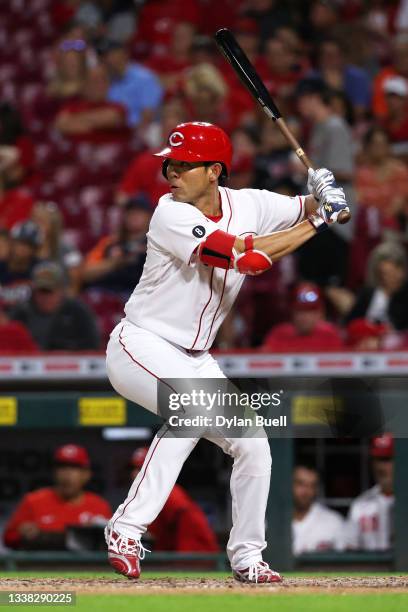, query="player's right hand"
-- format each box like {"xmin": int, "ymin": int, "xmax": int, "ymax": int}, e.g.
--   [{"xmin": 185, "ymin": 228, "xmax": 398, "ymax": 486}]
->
[{"xmin": 317, "ymin": 186, "xmax": 349, "ymax": 224}]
